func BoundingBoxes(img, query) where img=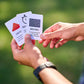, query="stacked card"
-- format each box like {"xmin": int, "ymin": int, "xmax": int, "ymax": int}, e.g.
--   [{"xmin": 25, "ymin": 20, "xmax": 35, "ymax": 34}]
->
[{"xmin": 5, "ymin": 11, "xmax": 43, "ymax": 46}]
